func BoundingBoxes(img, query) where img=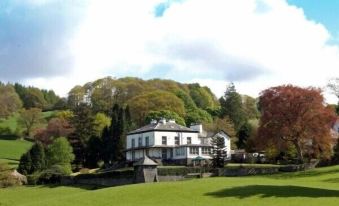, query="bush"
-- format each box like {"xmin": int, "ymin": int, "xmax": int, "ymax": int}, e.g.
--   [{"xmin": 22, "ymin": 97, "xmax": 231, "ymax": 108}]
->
[{"xmin": 0, "ymin": 163, "xmax": 21, "ymax": 188}]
